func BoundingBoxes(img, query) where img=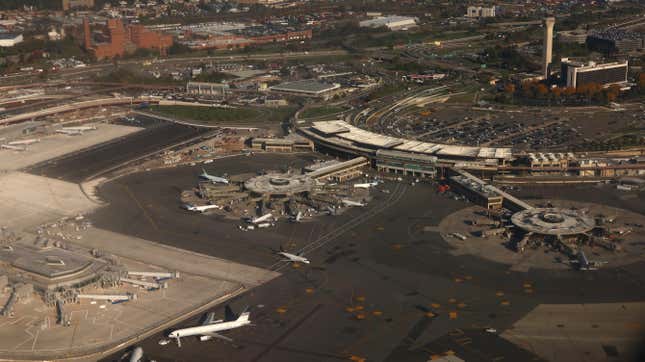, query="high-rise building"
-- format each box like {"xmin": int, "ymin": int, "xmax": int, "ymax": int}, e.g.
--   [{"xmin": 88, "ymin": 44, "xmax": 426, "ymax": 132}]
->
[
  {"xmin": 560, "ymin": 58, "xmax": 628, "ymax": 88},
  {"xmin": 543, "ymin": 17, "xmax": 555, "ymax": 79},
  {"xmin": 83, "ymin": 18, "xmax": 173, "ymax": 60}
]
